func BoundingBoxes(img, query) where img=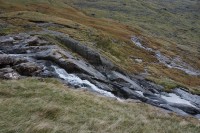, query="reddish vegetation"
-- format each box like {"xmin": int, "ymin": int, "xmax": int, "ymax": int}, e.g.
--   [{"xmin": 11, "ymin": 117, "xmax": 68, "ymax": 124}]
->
[{"xmin": 0, "ymin": 1, "xmax": 199, "ymax": 92}]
